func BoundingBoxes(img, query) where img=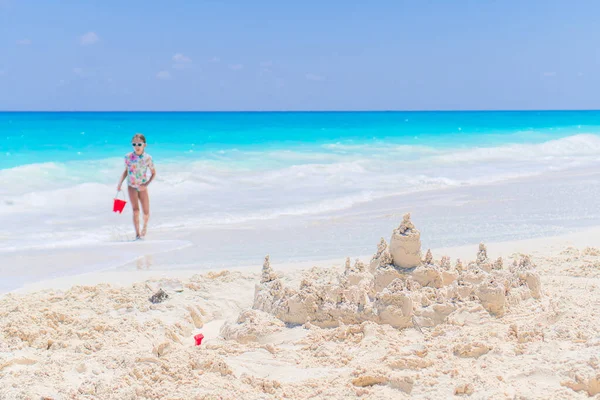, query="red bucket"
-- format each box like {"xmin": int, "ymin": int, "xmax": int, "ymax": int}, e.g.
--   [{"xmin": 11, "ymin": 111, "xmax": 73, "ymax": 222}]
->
[
  {"xmin": 194, "ymin": 333, "xmax": 204, "ymax": 346},
  {"xmin": 113, "ymin": 191, "xmax": 127, "ymax": 213}
]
